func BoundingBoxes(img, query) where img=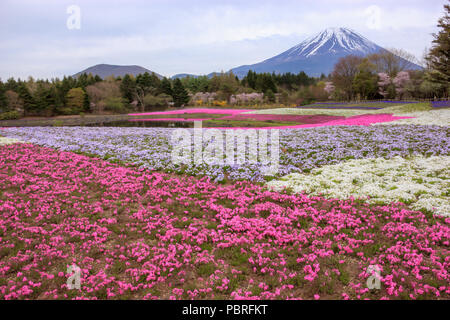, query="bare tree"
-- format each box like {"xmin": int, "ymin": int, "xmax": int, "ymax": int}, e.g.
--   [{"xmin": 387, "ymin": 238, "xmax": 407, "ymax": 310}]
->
[
  {"xmin": 5, "ymin": 90, "xmax": 24, "ymax": 114},
  {"xmin": 420, "ymin": 47, "xmax": 431, "ymax": 69},
  {"xmin": 86, "ymin": 81, "xmax": 121, "ymax": 104},
  {"xmin": 86, "ymin": 81, "xmax": 122, "ymax": 113},
  {"xmin": 368, "ymin": 48, "xmax": 418, "ymax": 77},
  {"xmin": 331, "ymin": 55, "xmax": 364, "ymax": 100}
]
